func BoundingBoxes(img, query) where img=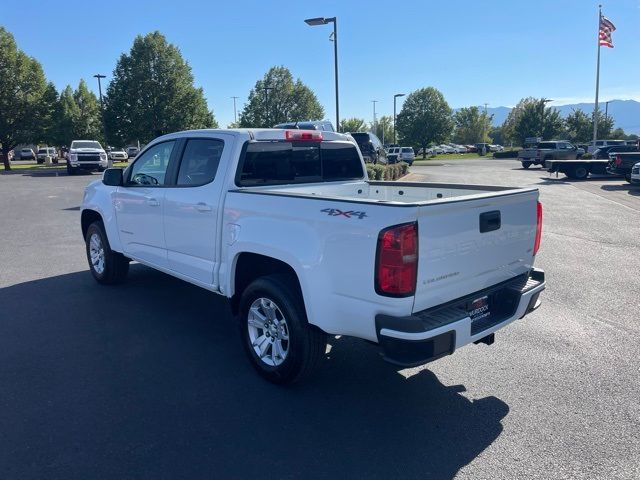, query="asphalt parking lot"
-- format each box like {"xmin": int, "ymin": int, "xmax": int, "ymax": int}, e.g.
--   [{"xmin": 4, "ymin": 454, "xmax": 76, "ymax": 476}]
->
[{"xmin": 1, "ymin": 160, "xmax": 639, "ymax": 479}]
